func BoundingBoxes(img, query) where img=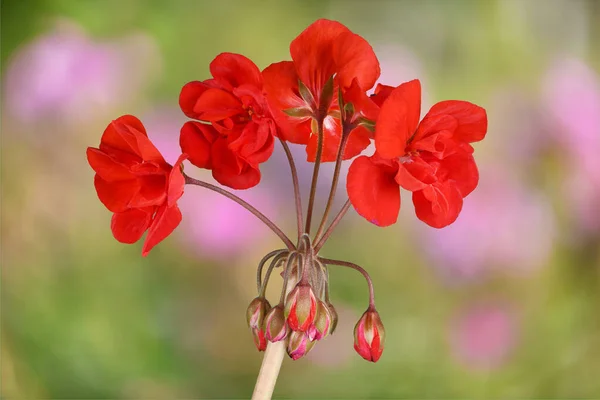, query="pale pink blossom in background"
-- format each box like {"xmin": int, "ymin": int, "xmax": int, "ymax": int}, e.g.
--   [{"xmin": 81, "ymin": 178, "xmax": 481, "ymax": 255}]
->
[
  {"xmin": 3, "ymin": 19, "xmax": 161, "ymax": 125},
  {"xmin": 543, "ymin": 58, "xmax": 600, "ymax": 235},
  {"xmin": 421, "ymin": 166, "xmax": 555, "ymax": 283},
  {"xmin": 485, "ymin": 87, "xmax": 555, "ymax": 167},
  {"xmin": 450, "ymin": 303, "xmax": 518, "ymax": 371}
]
